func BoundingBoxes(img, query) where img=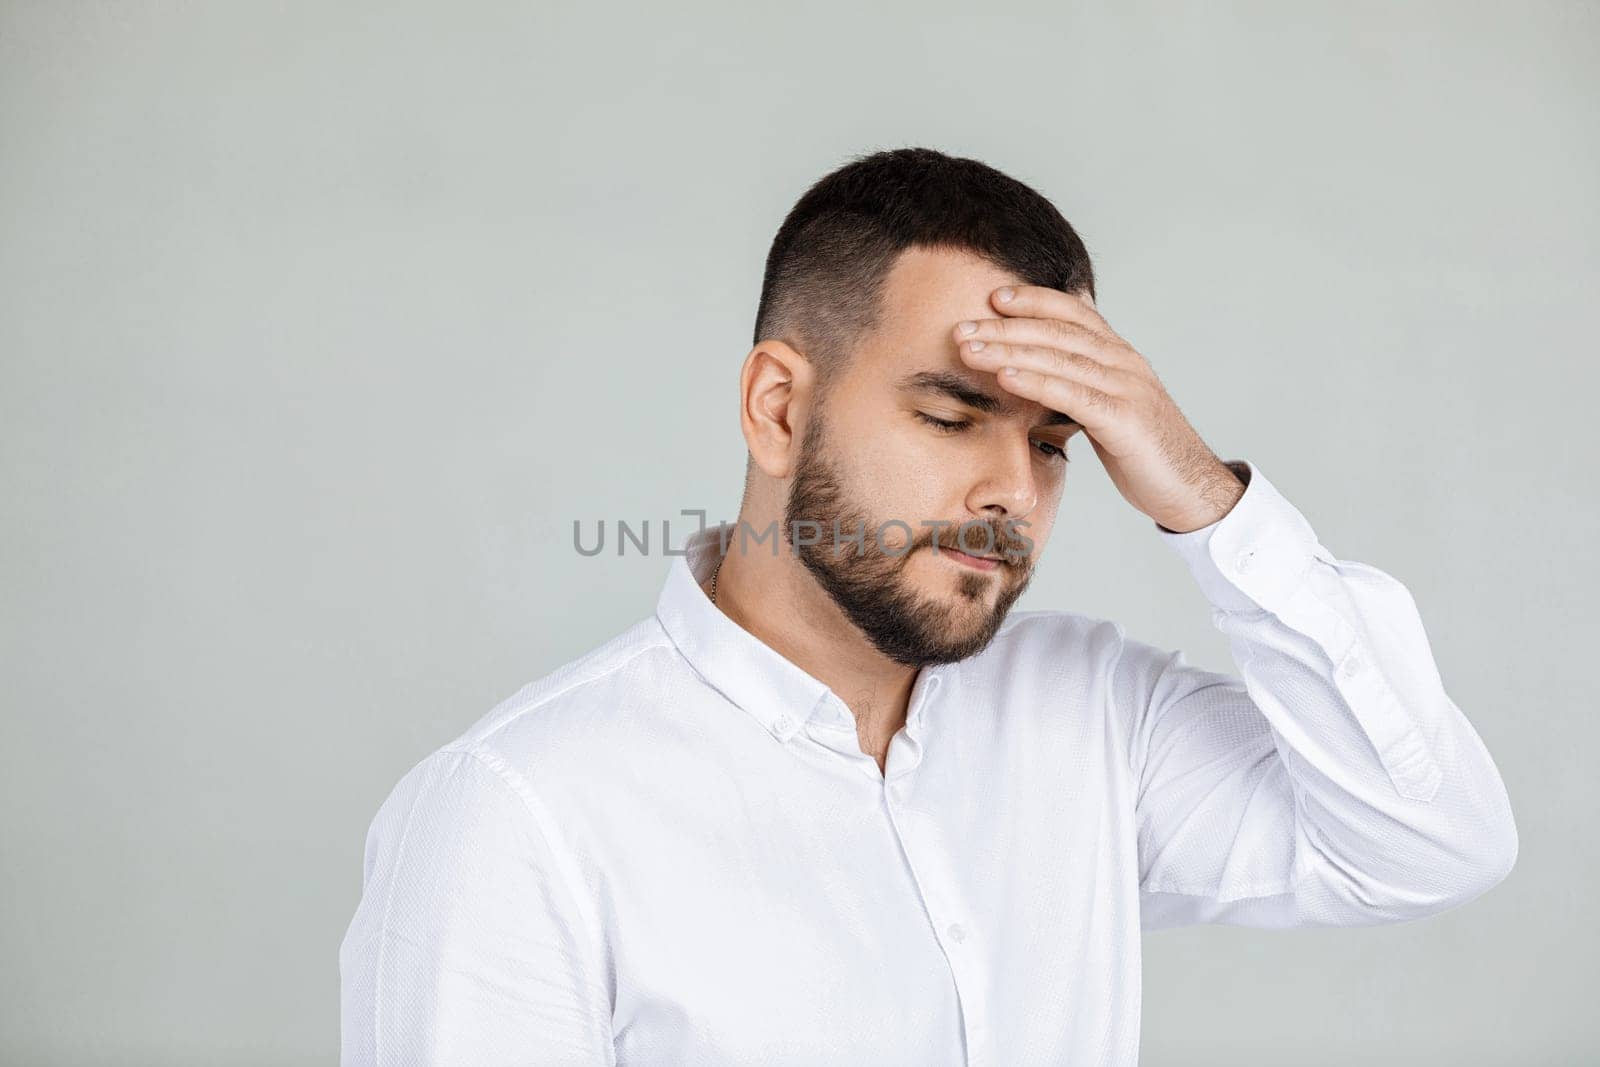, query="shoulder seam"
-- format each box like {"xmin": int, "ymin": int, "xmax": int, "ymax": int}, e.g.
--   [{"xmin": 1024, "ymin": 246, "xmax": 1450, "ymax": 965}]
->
[
  {"xmin": 446, "ymin": 744, "xmax": 615, "ymax": 1044},
  {"xmin": 474, "ymin": 627, "xmax": 675, "ymax": 749},
  {"xmin": 366, "ymin": 748, "xmax": 459, "ymax": 1065}
]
